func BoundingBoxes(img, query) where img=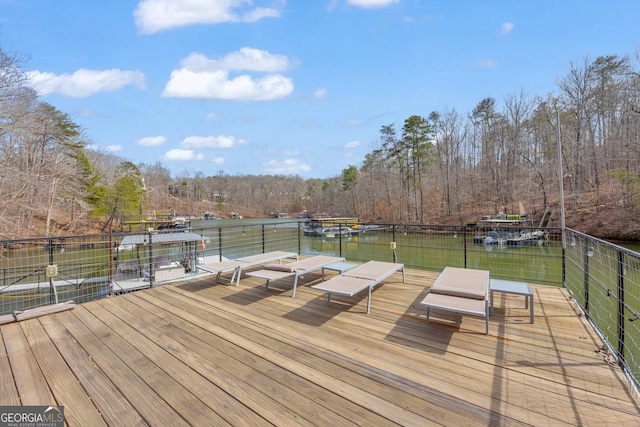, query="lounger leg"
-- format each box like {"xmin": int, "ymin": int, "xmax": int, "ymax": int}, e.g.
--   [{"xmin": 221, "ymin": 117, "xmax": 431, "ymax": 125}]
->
[
  {"xmin": 401, "ymin": 267, "xmax": 406, "ymax": 283},
  {"xmin": 292, "ymin": 275, "xmax": 299, "ymax": 298},
  {"xmin": 235, "ymin": 268, "xmax": 242, "ymax": 286},
  {"xmin": 326, "ymin": 294, "xmax": 331, "ymax": 305},
  {"xmin": 485, "ymin": 301, "xmax": 489, "ymax": 335},
  {"xmin": 490, "ymin": 290, "xmax": 494, "ymax": 316},
  {"xmin": 366, "ymin": 286, "xmax": 372, "ymax": 314},
  {"xmin": 265, "ymin": 279, "xmax": 270, "ymax": 291},
  {"xmin": 426, "ymin": 307, "xmax": 430, "ymax": 323}
]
